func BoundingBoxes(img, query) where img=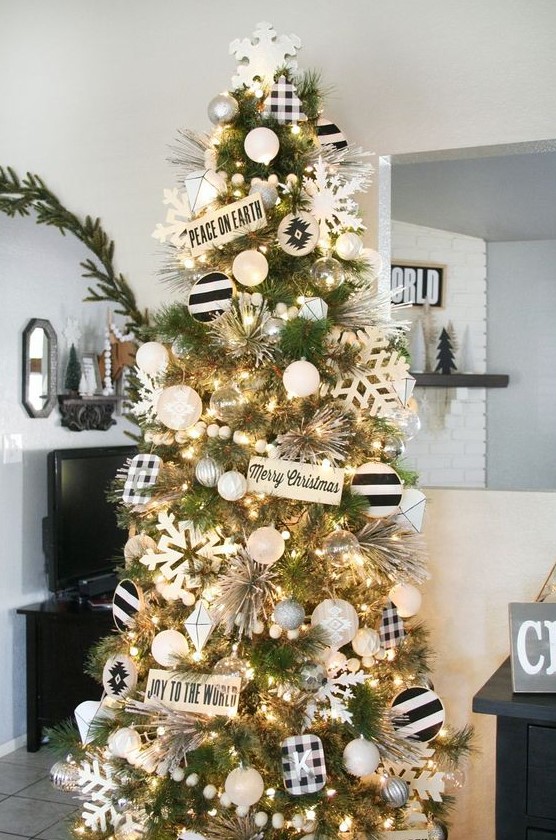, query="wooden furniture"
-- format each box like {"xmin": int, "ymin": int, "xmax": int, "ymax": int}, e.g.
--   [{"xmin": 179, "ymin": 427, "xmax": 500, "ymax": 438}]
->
[
  {"xmin": 17, "ymin": 600, "xmax": 114, "ymax": 751},
  {"xmin": 473, "ymin": 658, "xmax": 556, "ymax": 839}
]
